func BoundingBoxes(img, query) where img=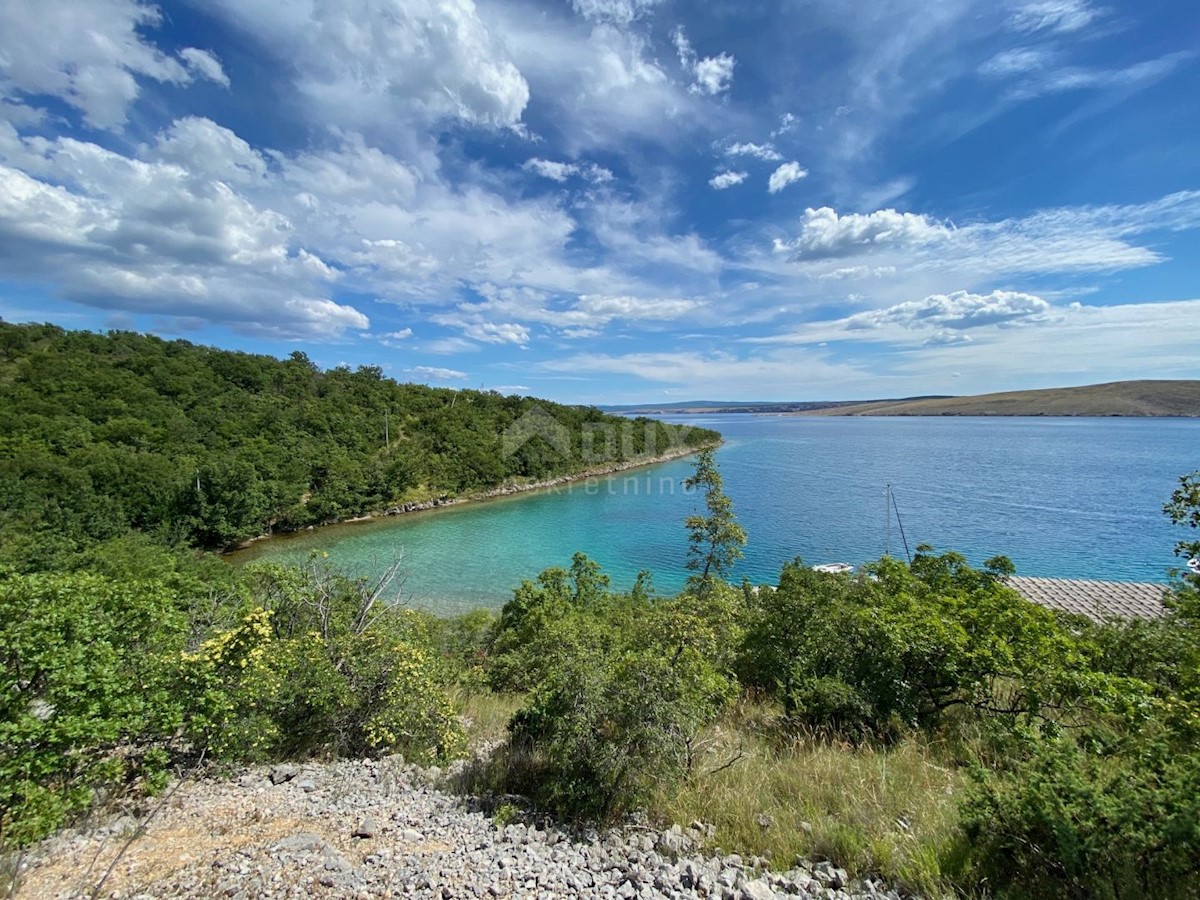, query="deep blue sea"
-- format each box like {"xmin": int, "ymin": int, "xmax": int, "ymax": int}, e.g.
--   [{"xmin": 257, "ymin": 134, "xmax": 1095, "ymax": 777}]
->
[{"xmin": 231, "ymin": 416, "xmax": 1199, "ymax": 615}]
